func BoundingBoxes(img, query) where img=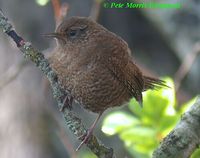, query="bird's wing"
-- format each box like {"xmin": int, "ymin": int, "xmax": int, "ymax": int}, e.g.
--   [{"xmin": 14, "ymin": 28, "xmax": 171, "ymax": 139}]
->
[
  {"xmin": 108, "ymin": 57, "xmax": 144, "ymax": 105},
  {"xmin": 97, "ymin": 38, "xmax": 144, "ymax": 105}
]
